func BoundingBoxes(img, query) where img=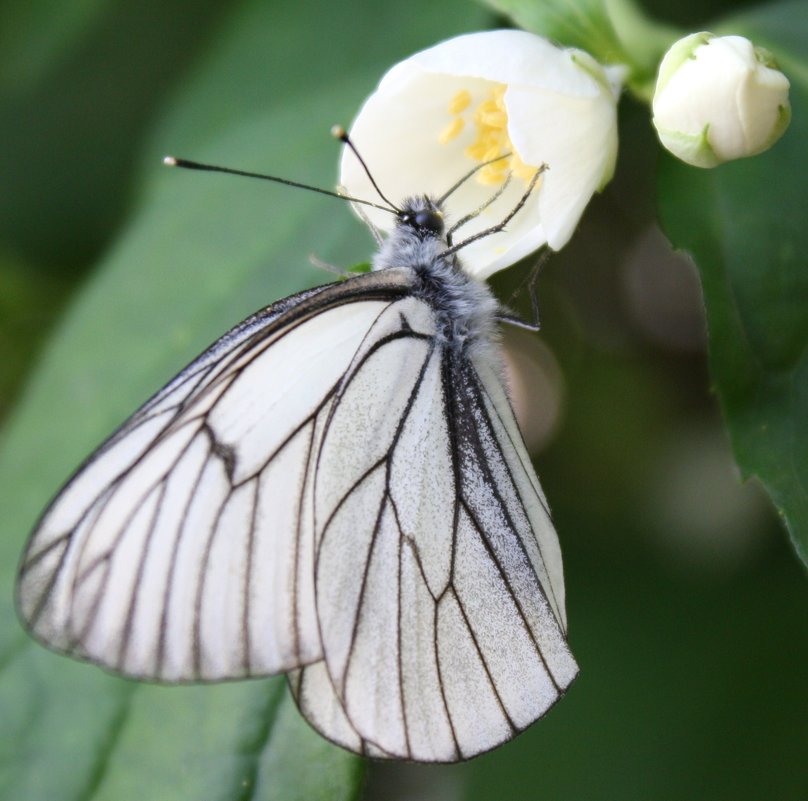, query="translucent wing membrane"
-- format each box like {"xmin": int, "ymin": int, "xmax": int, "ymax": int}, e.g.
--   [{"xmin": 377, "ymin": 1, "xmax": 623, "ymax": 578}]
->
[{"xmin": 17, "ymin": 266, "xmax": 576, "ymax": 761}]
